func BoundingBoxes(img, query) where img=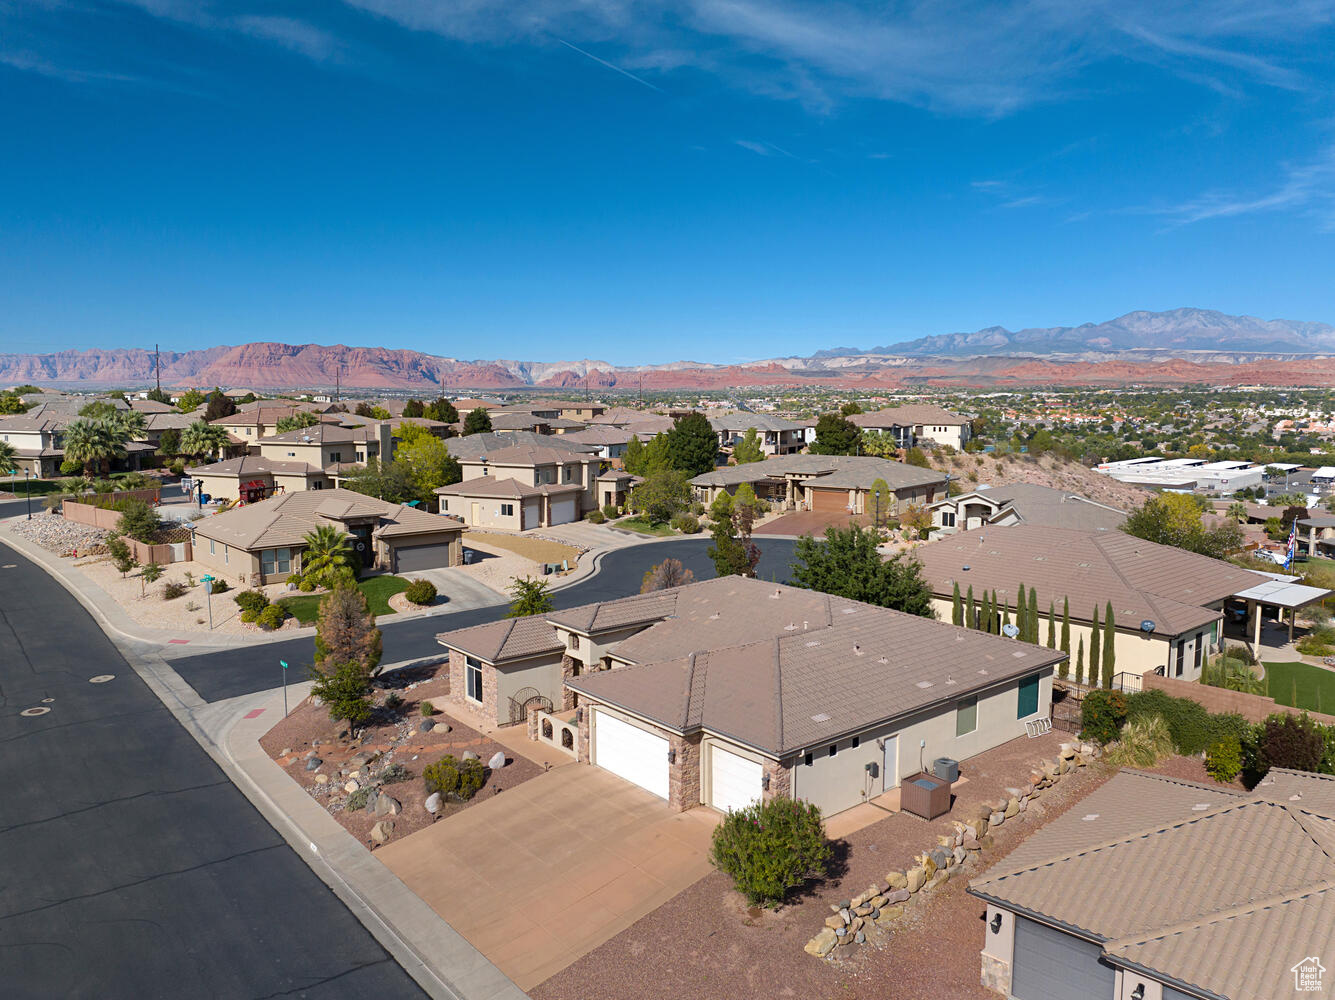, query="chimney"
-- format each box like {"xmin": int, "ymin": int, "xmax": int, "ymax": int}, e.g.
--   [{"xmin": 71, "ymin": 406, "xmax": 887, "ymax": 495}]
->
[{"xmin": 378, "ymin": 421, "xmax": 393, "ymax": 462}]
